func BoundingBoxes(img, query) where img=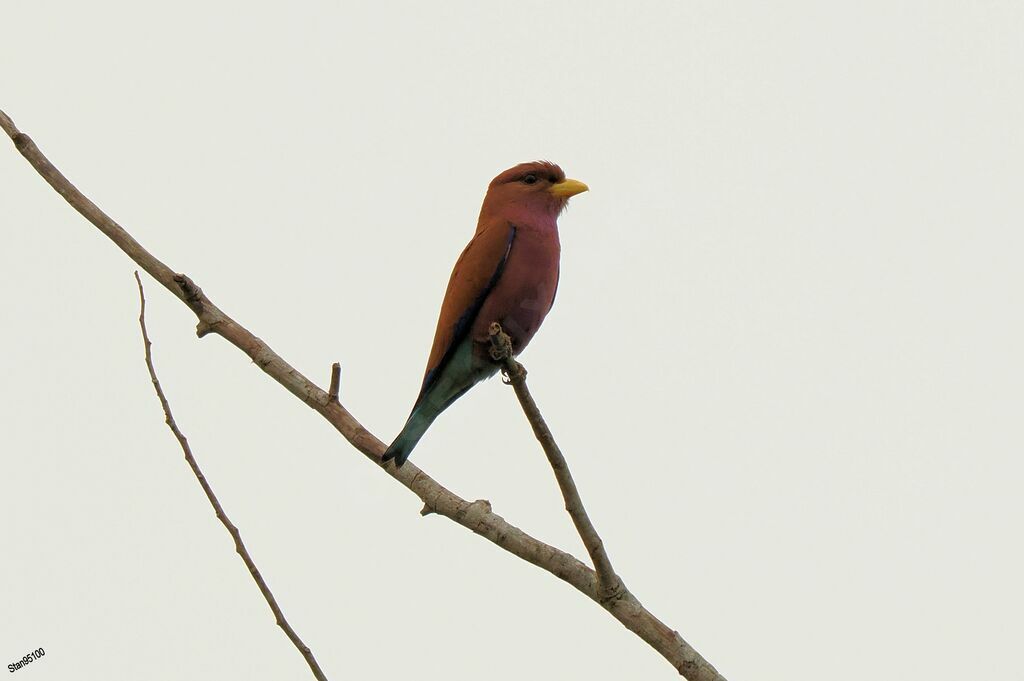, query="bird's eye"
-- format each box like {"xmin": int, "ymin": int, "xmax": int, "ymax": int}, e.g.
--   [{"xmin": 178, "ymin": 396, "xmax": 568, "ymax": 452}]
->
[{"xmin": 522, "ymin": 174, "xmax": 538, "ymax": 185}]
